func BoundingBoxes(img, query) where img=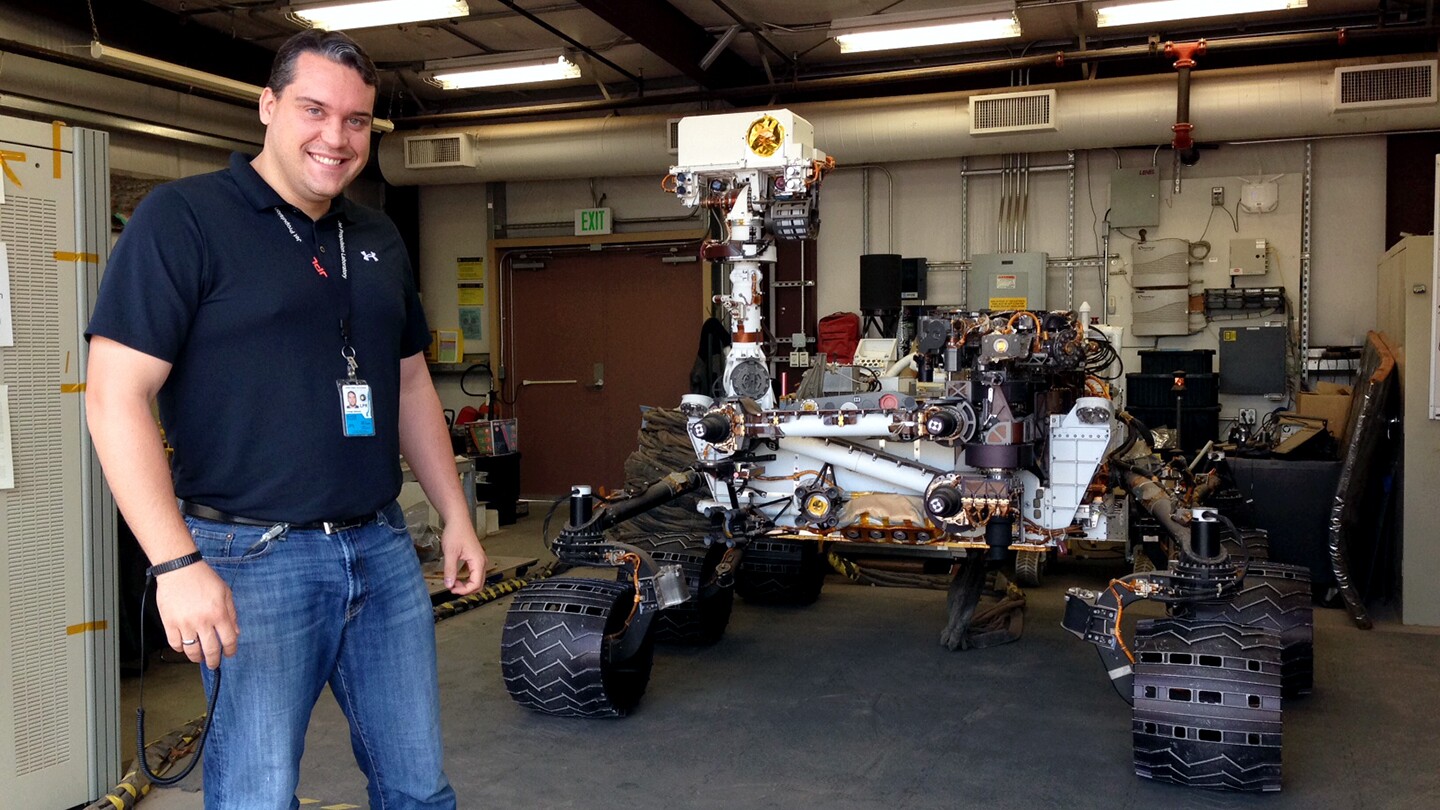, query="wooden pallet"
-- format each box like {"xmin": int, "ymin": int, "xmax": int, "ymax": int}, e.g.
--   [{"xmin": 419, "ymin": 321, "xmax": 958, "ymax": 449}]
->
[{"xmin": 422, "ymin": 555, "xmax": 538, "ymax": 601}]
